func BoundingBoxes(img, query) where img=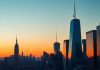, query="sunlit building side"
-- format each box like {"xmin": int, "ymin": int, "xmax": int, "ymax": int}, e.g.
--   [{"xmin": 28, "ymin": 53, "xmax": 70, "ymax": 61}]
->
[{"xmin": 86, "ymin": 30, "xmax": 97, "ymax": 58}]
